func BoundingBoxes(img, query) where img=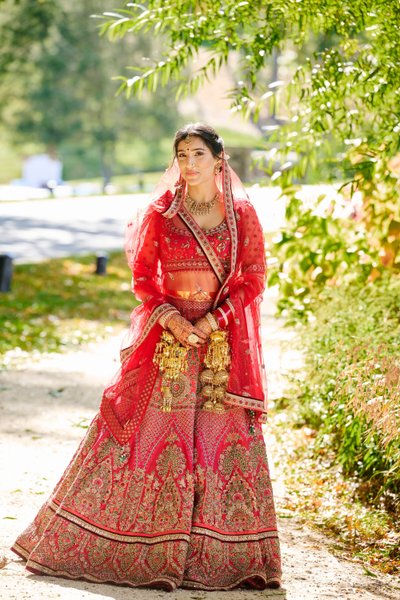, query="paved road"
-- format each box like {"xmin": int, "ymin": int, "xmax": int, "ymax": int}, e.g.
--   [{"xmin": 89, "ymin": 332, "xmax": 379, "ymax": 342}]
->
[
  {"xmin": 0, "ymin": 194, "xmax": 147, "ymax": 263},
  {"xmin": 0, "ymin": 189, "xmax": 285, "ymax": 263}
]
